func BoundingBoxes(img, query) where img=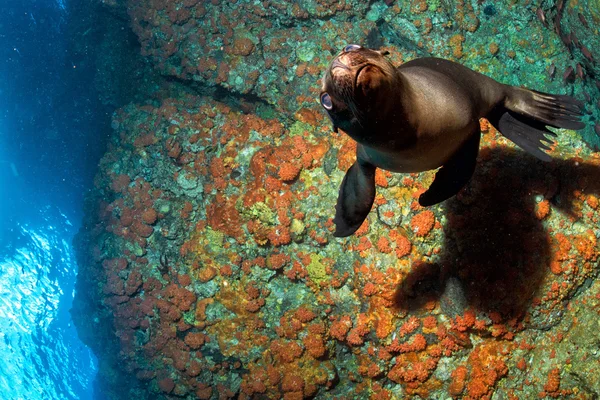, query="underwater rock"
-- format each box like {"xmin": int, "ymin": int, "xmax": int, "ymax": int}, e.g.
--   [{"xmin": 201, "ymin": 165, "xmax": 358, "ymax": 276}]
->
[{"xmin": 72, "ymin": 0, "xmax": 600, "ymax": 399}]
